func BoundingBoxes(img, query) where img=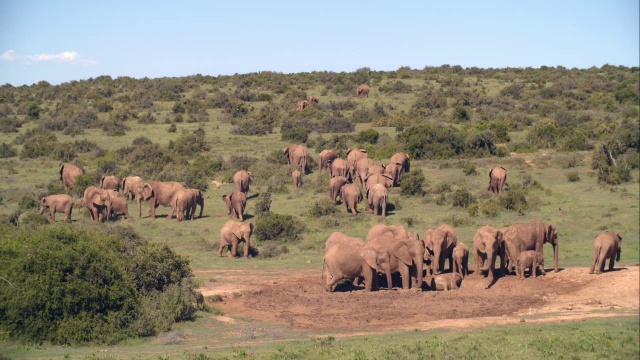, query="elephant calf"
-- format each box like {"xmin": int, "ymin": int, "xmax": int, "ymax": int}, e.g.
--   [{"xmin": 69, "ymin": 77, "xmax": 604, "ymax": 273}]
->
[
  {"xmin": 516, "ymin": 250, "xmax": 544, "ymax": 279},
  {"xmin": 109, "ymin": 196, "xmax": 129, "ymax": 220},
  {"xmin": 430, "ymin": 273, "xmax": 462, "ymax": 291},
  {"xmin": 323, "ymin": 234, "xmax": 379, "ymax": 292},
  {"xmin": 590, "ymin": 231, "xmax": 622, "ymax": 274},
  {"xmin": 452, "ymin": 242, "xmax": 469, "ymax": 278}
]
